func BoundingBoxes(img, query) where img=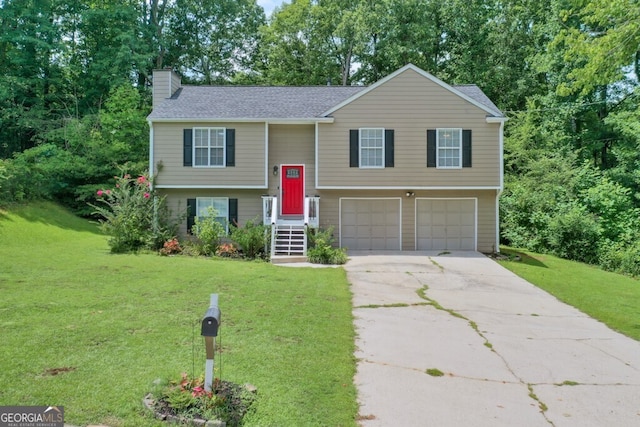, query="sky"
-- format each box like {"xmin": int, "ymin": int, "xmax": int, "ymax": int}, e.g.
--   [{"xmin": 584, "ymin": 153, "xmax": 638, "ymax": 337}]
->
[{"xmin": 257, "ymin": 0, "xmax": 286, "ymax": 17}]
